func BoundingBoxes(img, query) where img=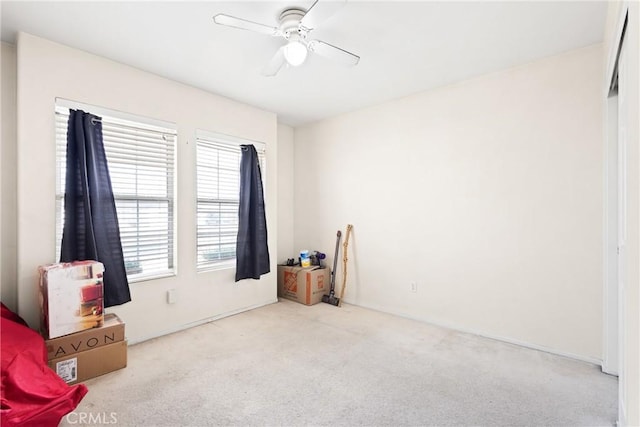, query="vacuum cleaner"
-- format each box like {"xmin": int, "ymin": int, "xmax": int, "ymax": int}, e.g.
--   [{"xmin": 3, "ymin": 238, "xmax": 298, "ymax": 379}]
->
[{"xmin": 322, "ymin": 230, "xmax": 342, "ymax": 306}]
